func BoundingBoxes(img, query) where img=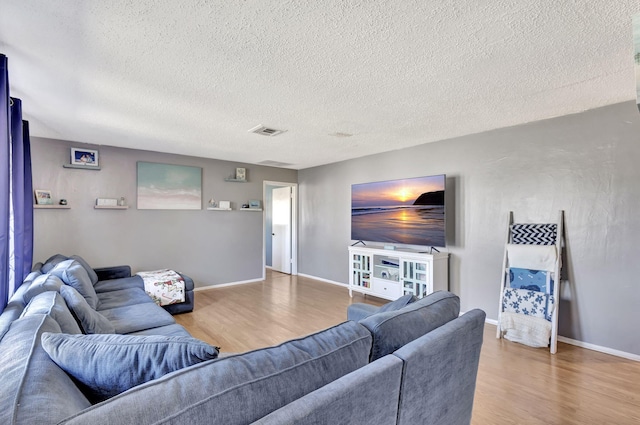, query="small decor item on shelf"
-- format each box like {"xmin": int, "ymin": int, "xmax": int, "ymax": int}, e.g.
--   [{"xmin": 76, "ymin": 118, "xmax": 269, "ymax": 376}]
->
[
  {"xmin": 70, "ymin": 147, "xmax": 99, "ymax": 167},
  {"xmin": 218, "ymin": 200, "xmax": 231, "ymax": 209},
  {"xmin": 118, "ymin": 197, "xmax": 126, "ymax": 206},
  {"xmin": 249, "ymin": 199, "xmax": 261, "ymax": 209},
  {"xmin": 59, "ymin": 199, "xmax": 67, "ymax": 206},
  {"xmin": 235, "ymin": 167, "xmax": 246, "ymax": 181},
  {"xmin": 242, "ymin": 203, "xmax": 249, "ymax": 209},
  {"xmin": 34, "ymin": 189, "xmax": 53, "ymax": 205},
  {"xmin": 96, "ymin": 198, "xmax": 118, "ymax": 207},
  {"xmin": 208, "ymin": 198, "xmax": 217, "ymax": 208}
]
